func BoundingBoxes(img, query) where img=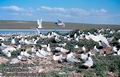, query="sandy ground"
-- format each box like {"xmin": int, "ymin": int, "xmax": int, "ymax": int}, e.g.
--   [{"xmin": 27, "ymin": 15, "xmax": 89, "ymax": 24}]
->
[{"xmin": 0, "ymin": 57, "xmax": 9, "ymax": 64}]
